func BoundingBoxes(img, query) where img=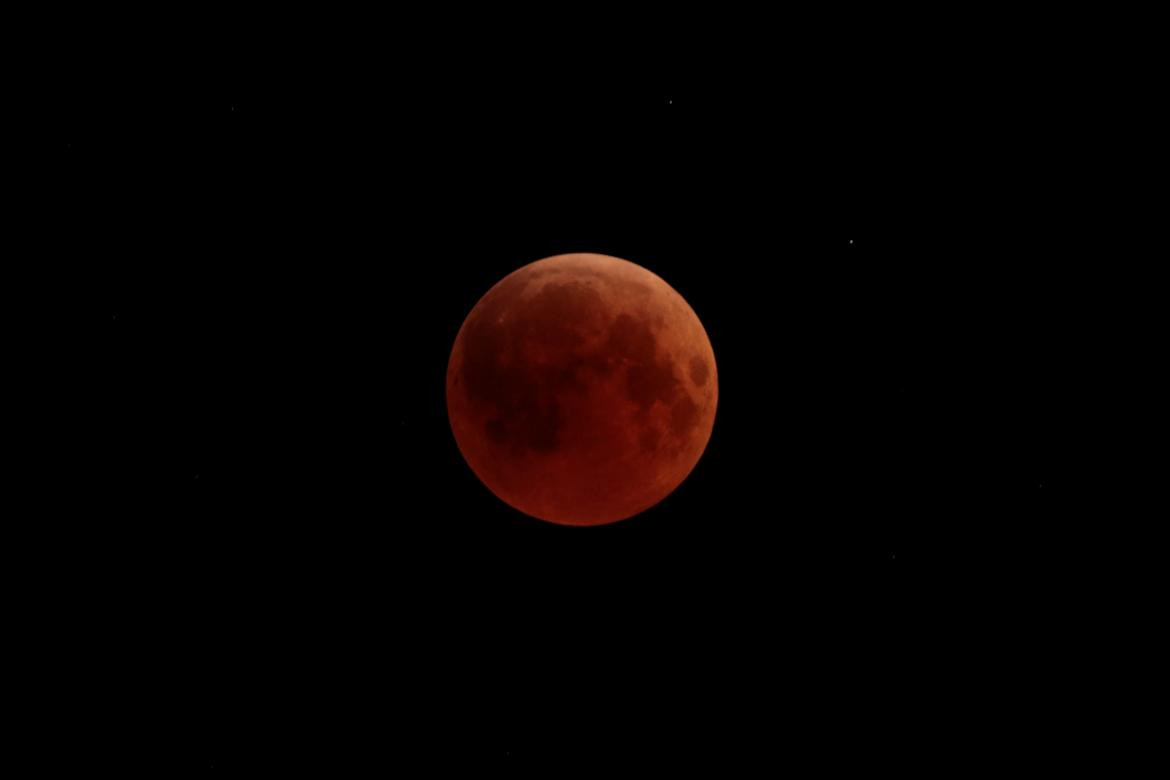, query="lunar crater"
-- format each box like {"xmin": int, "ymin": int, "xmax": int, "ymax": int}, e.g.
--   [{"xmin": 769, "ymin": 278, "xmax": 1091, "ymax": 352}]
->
[{"xmin": 688, "ymin": 355, "xmax": 710, "ymax": 387}]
